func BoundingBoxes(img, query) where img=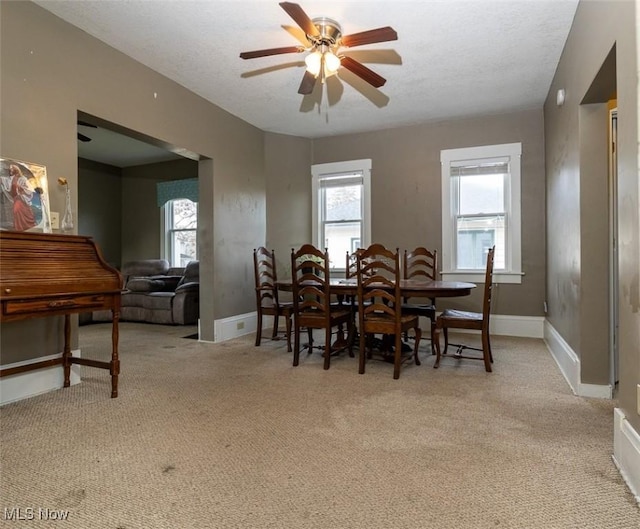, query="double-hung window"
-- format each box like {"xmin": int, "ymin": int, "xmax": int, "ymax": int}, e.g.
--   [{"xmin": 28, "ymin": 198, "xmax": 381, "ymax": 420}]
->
[
  {"xmin": 162, "ymin": 198, "xmax": 198, "ymax": 267},
  {"xmin": 311, "ymin": 159, "xmax": 371, "ymax": 271},
  {"xmin": 158, "ymin": 178, "xmax": 198, "ymax": 267},
  {"xmin": 441, "ymin": 143, "xmax": 522, "ymax": 284}
]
